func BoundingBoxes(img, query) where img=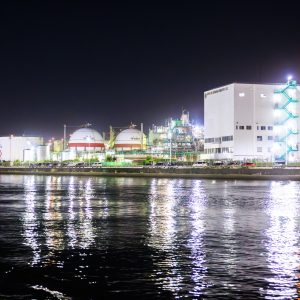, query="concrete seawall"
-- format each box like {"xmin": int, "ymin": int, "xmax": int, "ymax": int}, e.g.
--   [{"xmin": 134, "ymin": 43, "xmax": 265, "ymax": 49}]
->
[{"xmin": 1, "ymin": 167, "xmax": 300, "ymax": 180}]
